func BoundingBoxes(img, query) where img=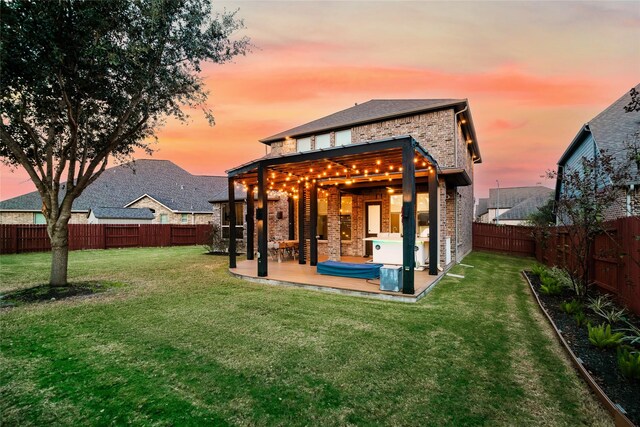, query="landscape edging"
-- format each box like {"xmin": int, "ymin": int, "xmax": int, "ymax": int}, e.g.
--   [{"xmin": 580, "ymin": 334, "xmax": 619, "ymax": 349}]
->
[{"xmin": 521, "ymin": 271, "xmax": 635, "ymax": 427}]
